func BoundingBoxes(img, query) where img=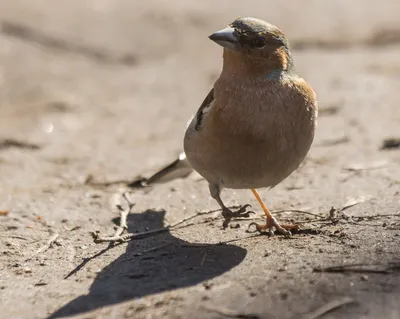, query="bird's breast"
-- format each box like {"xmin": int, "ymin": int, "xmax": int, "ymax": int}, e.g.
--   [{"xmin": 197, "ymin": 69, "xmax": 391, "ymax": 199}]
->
[{"xmin": 184, "ymin": 75, "xmax": 317, "ymax": 189}]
